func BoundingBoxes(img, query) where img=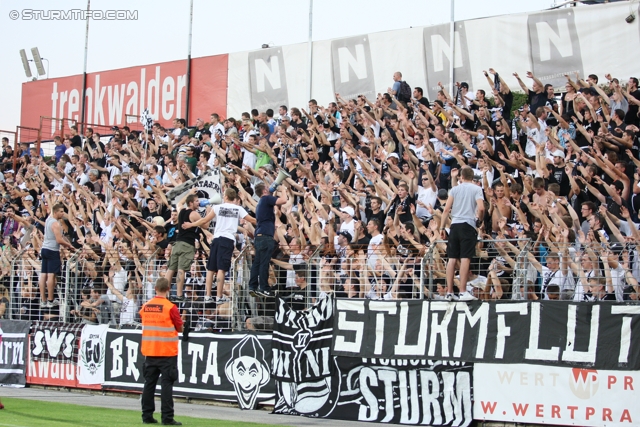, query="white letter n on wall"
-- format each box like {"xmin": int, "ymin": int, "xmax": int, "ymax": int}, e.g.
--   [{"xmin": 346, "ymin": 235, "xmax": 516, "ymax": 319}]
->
[
  {"xmin": 536, "ymin": 19, "xmax": 573, "ymax": 61},
  {"xmin": 254, "ymin": 57, "xmax": 281, "ymax": 93},
  {"xmin": 338, "ymin": 45, "xmax": 367, "ymax": 83},
  {"xmin": 430, "ymin": 32, "xmax": 463, "ymax": 72}
]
